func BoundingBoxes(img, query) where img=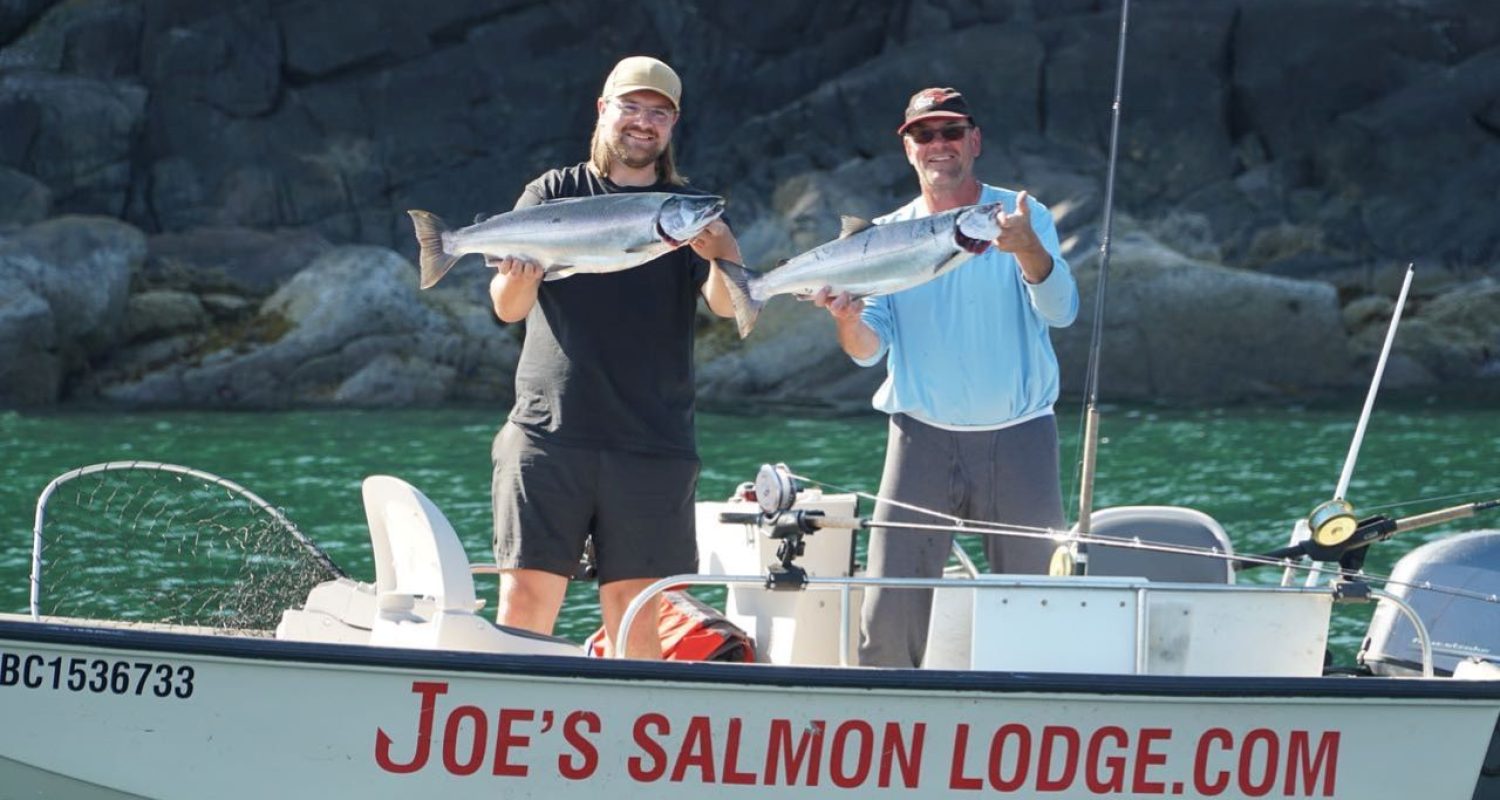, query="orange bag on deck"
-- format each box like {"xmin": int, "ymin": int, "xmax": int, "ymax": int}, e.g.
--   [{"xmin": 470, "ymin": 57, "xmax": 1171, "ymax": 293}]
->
[{"xmin": 585, "ymin": 589, "xmax": 755, "ymax": 662}]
